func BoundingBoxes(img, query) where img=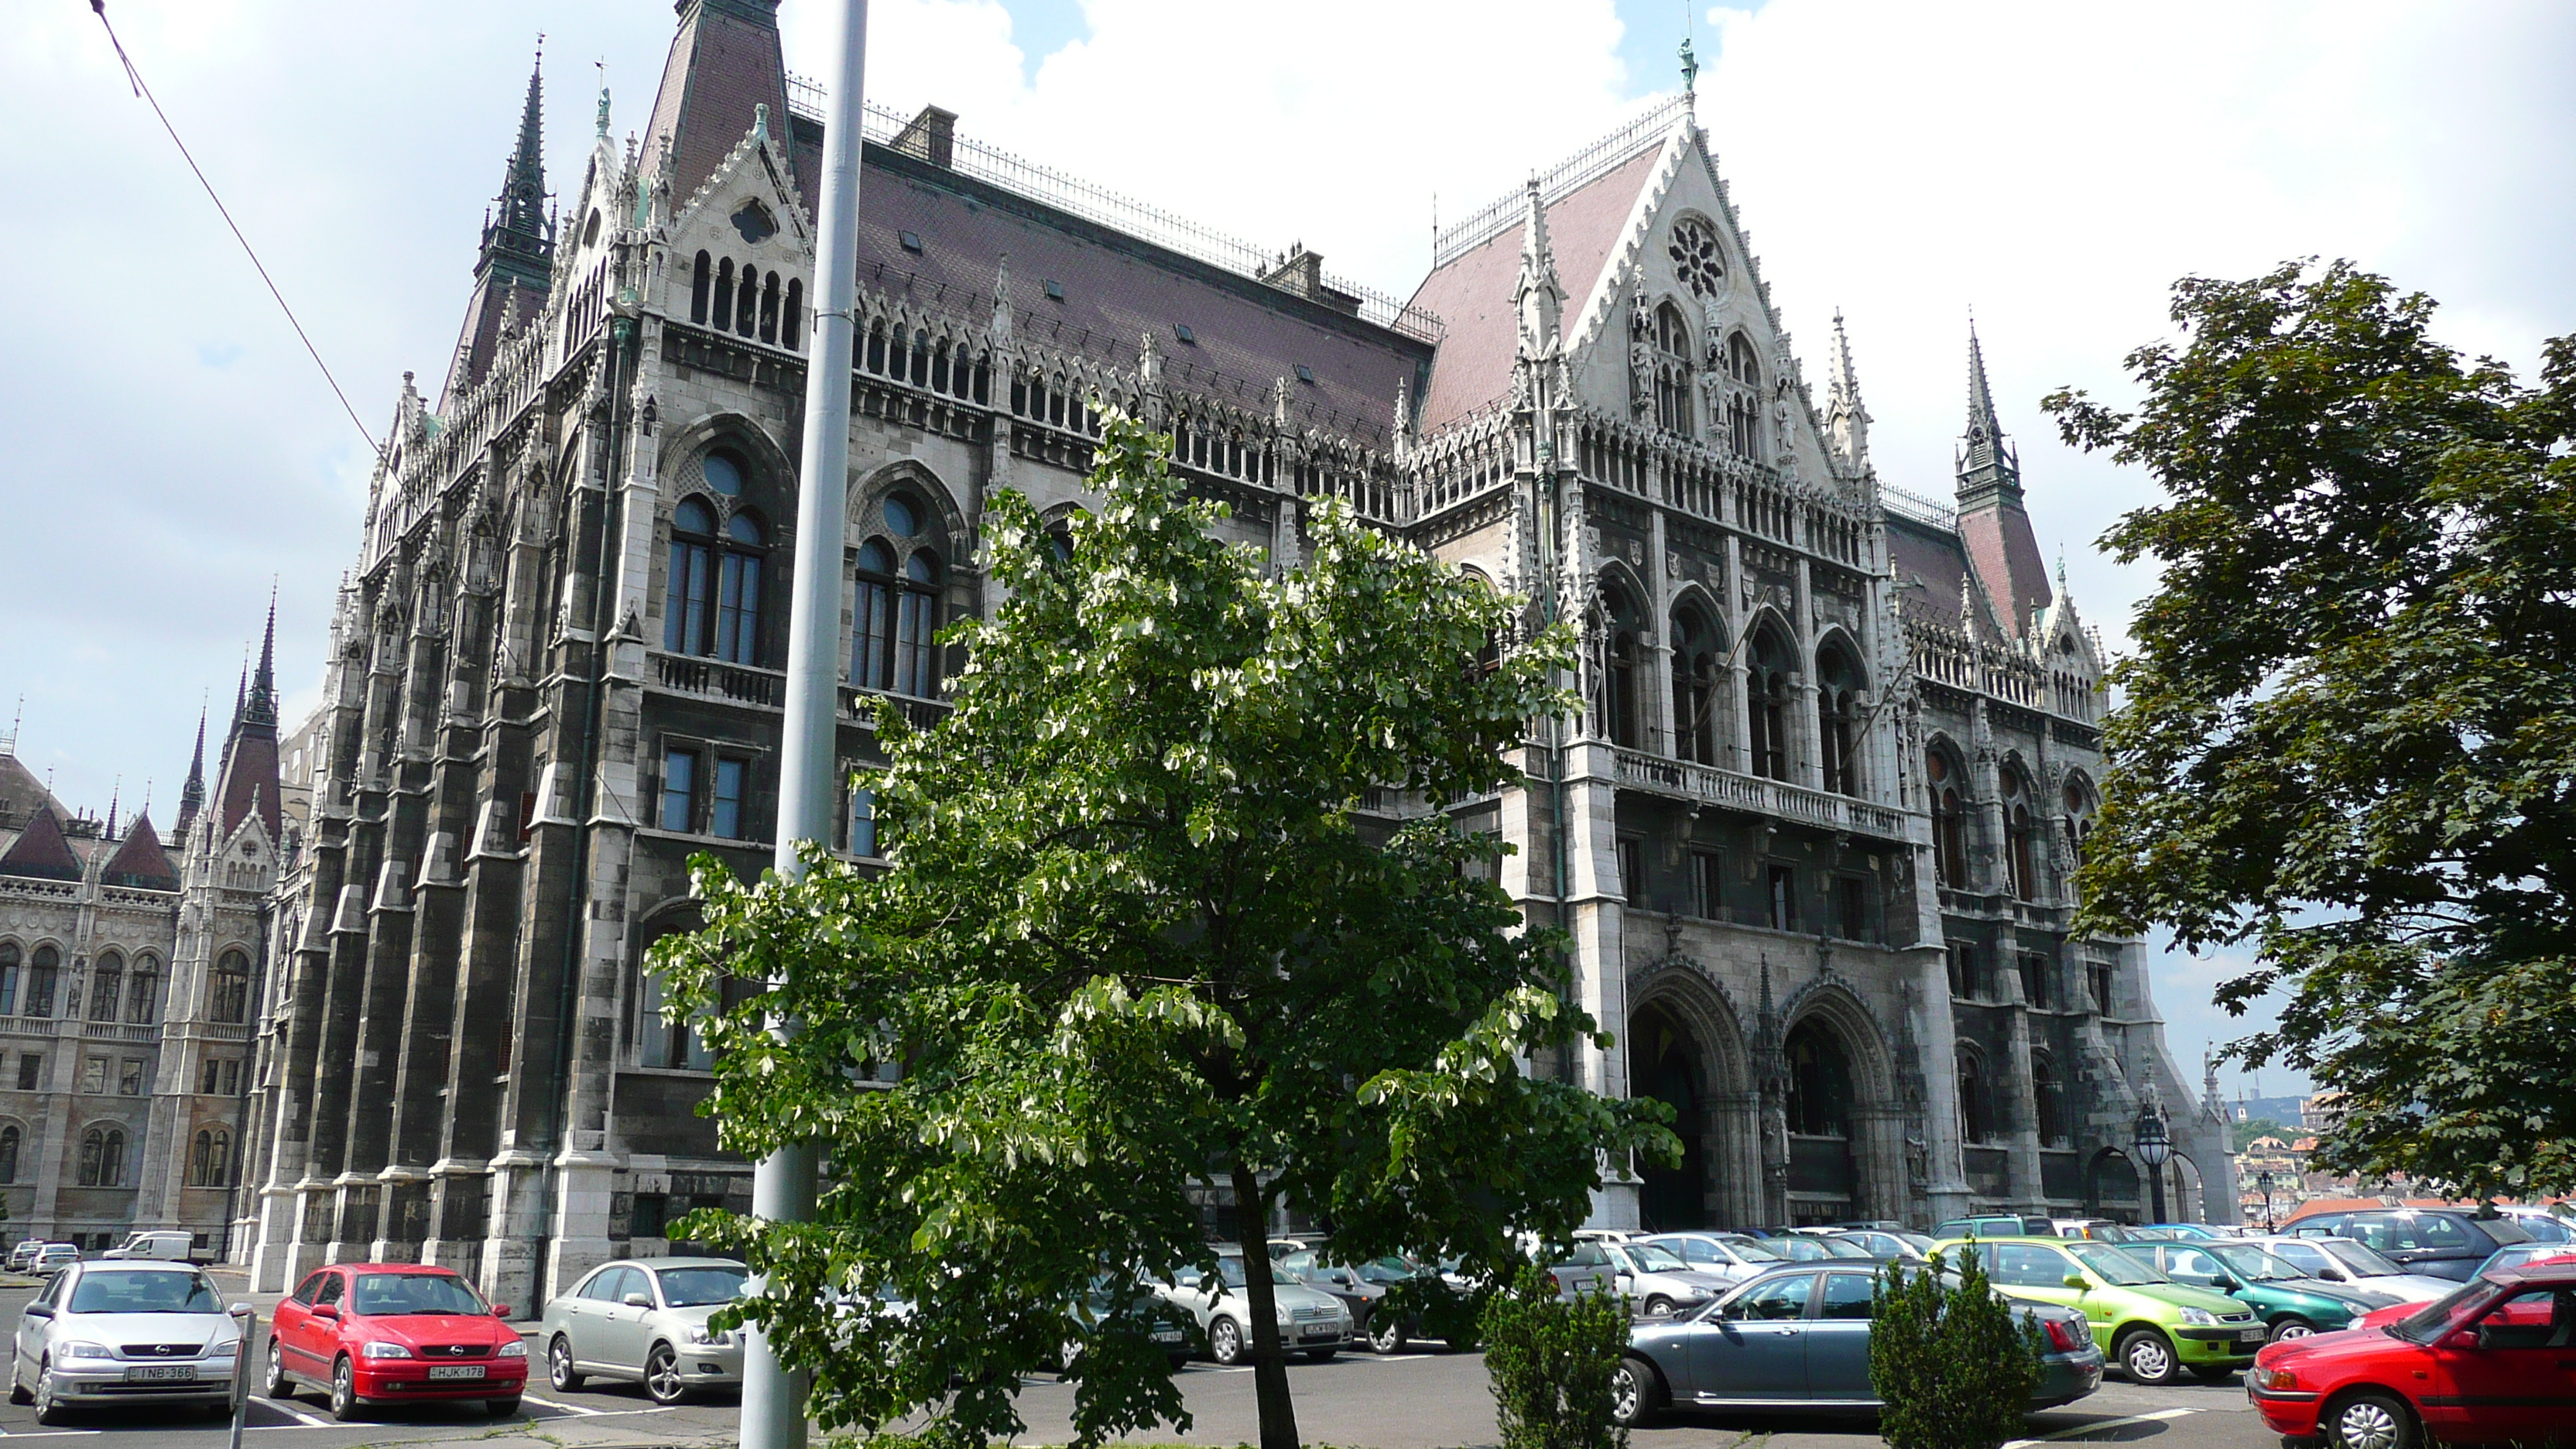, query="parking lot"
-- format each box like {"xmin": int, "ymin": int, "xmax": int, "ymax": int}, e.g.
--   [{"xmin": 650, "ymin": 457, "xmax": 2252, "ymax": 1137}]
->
[{"xmin": 0, "ymin": 1272, "xmax": 2276, "ymax": 1449}]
